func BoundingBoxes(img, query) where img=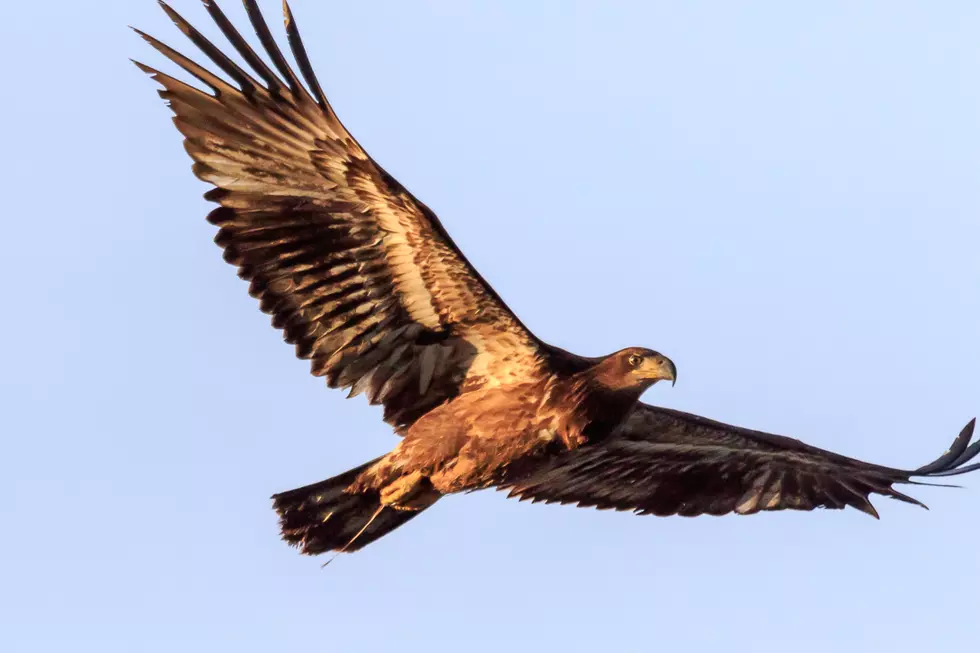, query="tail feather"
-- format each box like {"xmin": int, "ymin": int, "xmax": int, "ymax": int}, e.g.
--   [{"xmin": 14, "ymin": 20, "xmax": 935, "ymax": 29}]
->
[{"xmin": 271, "ymin": 458, "xmax": 423, "ymax": 555}]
